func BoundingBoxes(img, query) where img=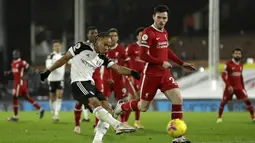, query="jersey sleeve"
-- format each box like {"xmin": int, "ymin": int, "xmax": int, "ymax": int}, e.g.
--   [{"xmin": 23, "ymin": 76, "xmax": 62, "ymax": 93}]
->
[
  {"xmin": 68, "ymin": 42, "xmax": 93, "ymax": 57},
  {"xmin": 168, "ymin": 48, "xmax": 184, "ymax": 65},
  {"xmin": 139, "ymin": 29, "xmax": 163, "ymax": 65},
  {"xmin": 221, "ymin": 63, "xmax": 231, "ymax": 86},
  {"xmin": 98, "ymin": 54, "xmax": 115, "ymax": 68},
  {"xmin": 45, "ymin": 54, "xmax": 54, "ymax": 69},
  {"xmin": 22, "ymin": 60, "xmax": 29, "ymax": 69}
]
